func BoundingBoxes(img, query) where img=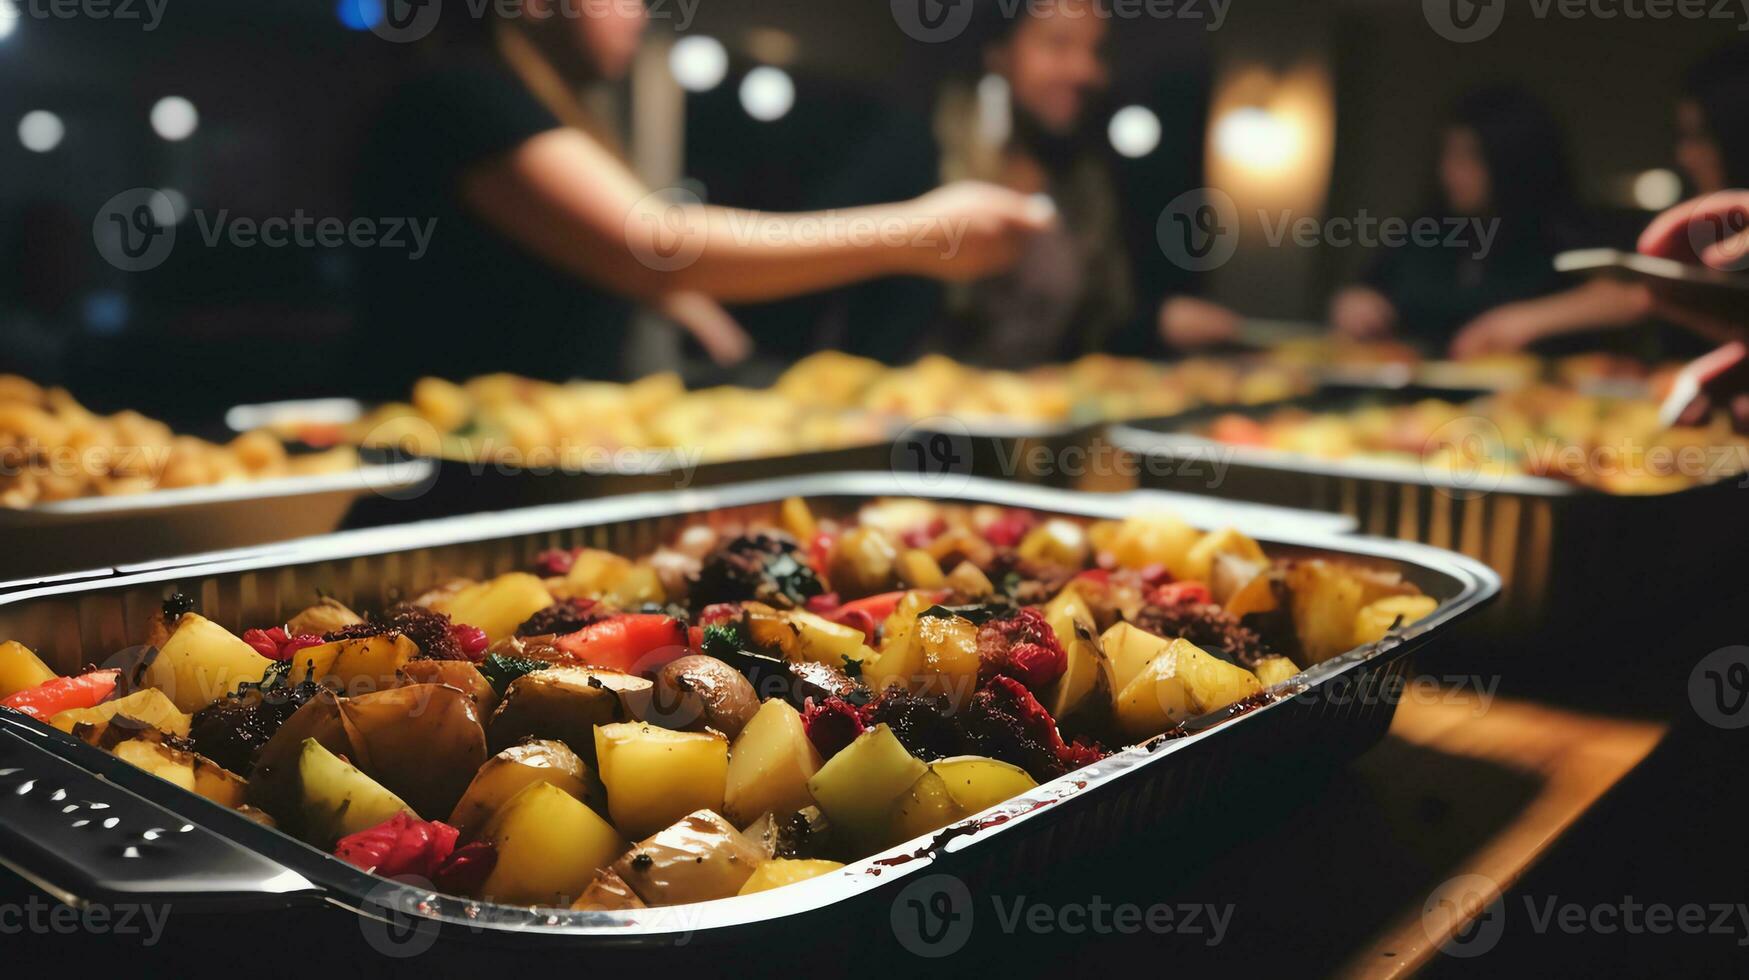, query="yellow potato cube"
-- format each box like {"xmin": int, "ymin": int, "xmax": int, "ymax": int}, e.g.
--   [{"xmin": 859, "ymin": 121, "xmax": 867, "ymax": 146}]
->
[
  {"xmin": 143, "ymin": 614, "xmax": 273, "ymax": 713},
  {"xmin": 433, "ymin": 573, "xmax": 554, "ymax": 642},
  {"xmin": 725, "ymin": 700, "xmax": 822, "ymax": 826},
  {"xmin": 1114, "ymin": 639, "xmax": 1262, "ymax": 740},
  {"xmin": 1100, "ymin": 621, "xmax": 1174, "ymax": 693},
  {"xmin": 0, "ymin": 640, "xmax": 58, "ymax": 699},
  {"xmin": 594, "ymin": 722, "xmax": 728, "ymax": 840},
  {"xmin": 52, "ymin": 688, "xmax": 190, "ymax": 739},
  {"xmin": 886, "ymin": 769, "xmax": 965, "ymax": 847},
  {"xmin": 806, "ymin": 724, "xmax": 925, "ymax": 846},
  {"xmin": 1353, "ymin": 594, "xmax": 1439, "ymax": 645},
  {"xmin": 481, "ymin": 782, "xmax": 625, "ymax": 906},
  {"xmin": 737, "ymin": 859, "xmax": 845, "ymax": 896},
  {"xmin": 1183, "ymin": 527, "xmax": 1267, "ymax": 583},
  {"xmin": 929, "ymin": 756, "xmax": 1037, "ymax": 815},
  {"xmin": 1251, "ymin": 655, "xmax": 1301, "ymax": 688}
]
